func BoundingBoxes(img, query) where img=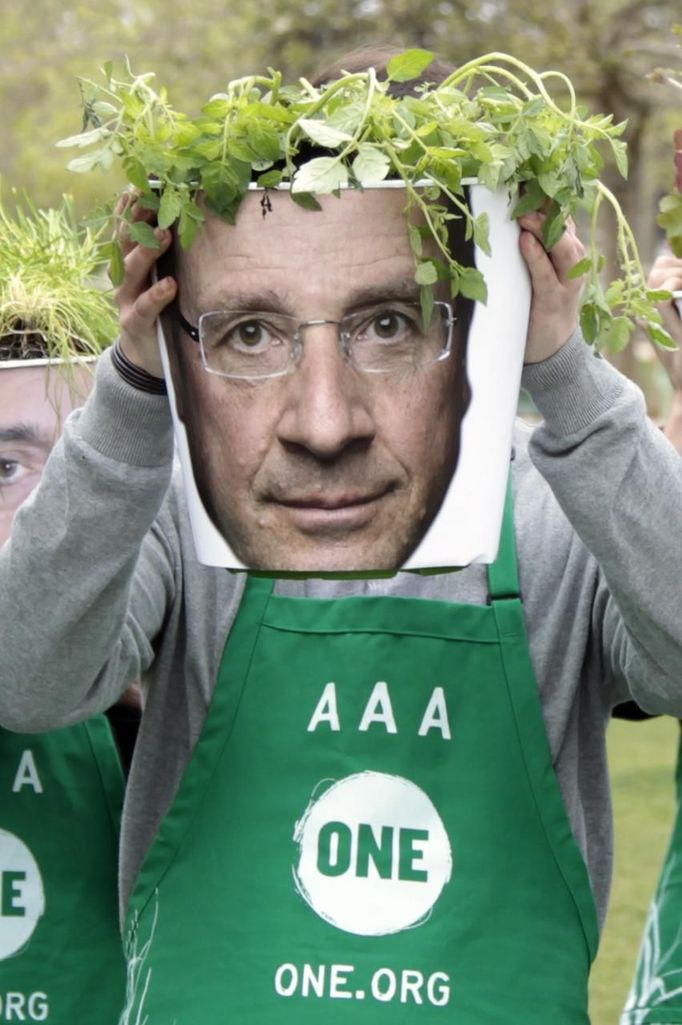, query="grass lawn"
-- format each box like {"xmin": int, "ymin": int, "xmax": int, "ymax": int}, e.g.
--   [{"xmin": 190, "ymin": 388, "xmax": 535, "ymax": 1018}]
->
[{"xmin": 590, "ymin": 715, "xmax": 680, "ymax": 1024}]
